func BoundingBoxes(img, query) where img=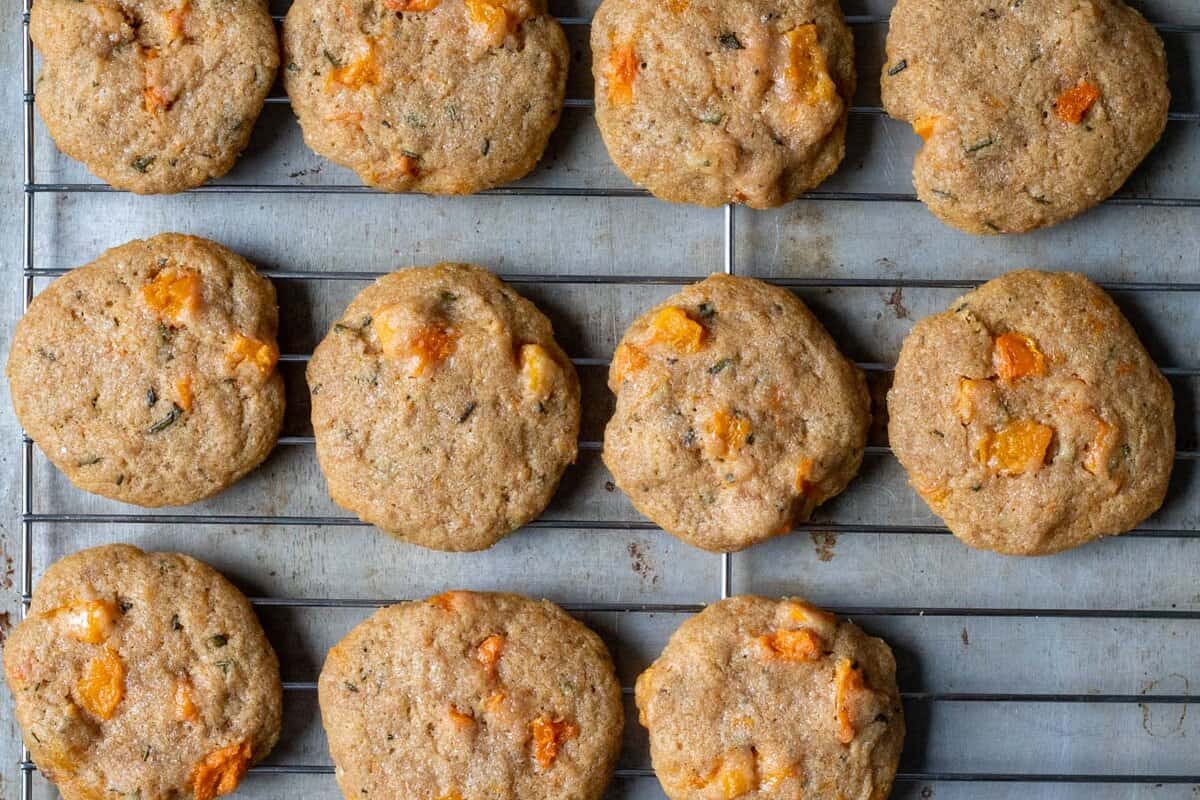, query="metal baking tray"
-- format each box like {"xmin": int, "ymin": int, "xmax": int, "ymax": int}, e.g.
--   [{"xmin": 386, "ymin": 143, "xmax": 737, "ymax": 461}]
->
[{"xmin": 13, "ymin": 0, "xmax": 1200, "ymax": 796}]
